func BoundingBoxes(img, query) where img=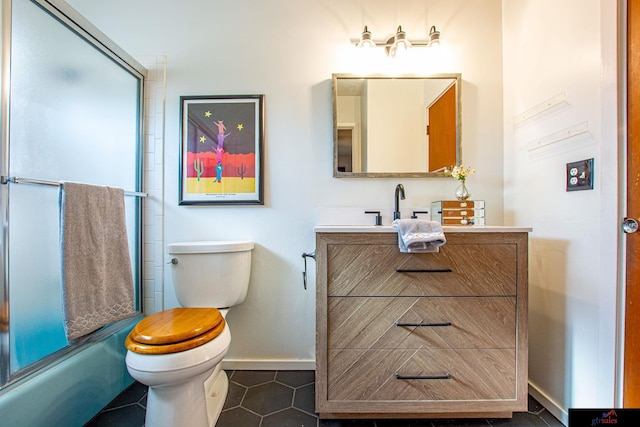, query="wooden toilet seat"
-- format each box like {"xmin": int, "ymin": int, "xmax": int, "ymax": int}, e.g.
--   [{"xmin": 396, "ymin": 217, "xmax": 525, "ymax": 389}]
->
[{"xmin": 125, "ymin": 307, "xmax": 226, "ymax": 355}]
